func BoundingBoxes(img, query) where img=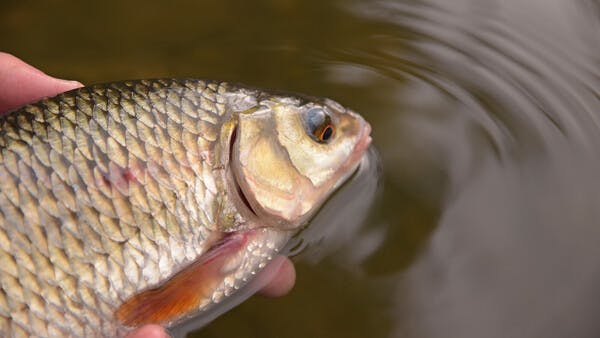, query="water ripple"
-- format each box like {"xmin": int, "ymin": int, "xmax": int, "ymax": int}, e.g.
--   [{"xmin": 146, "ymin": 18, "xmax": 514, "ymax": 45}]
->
[{"xmin": 322, "ymin": 1, "xmax": 600, "ymax": 337}]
